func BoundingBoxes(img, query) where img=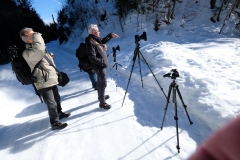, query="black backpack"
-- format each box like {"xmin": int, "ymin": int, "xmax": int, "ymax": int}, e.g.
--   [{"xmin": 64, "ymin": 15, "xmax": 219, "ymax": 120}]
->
[
  {"xmin": 76, "ymin": 42, "xmax": 94, "ymax": 72},
  {"xmin": 9, "ymin": 45, "xmax": 42, "ymax": 85},
  {"xmin": 8, "ymin": 45, "xmax": 43, "ymax": 102},
  {"xmin": 9, "ymin": 45, "xmax": 33, "ymax": 85}
]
